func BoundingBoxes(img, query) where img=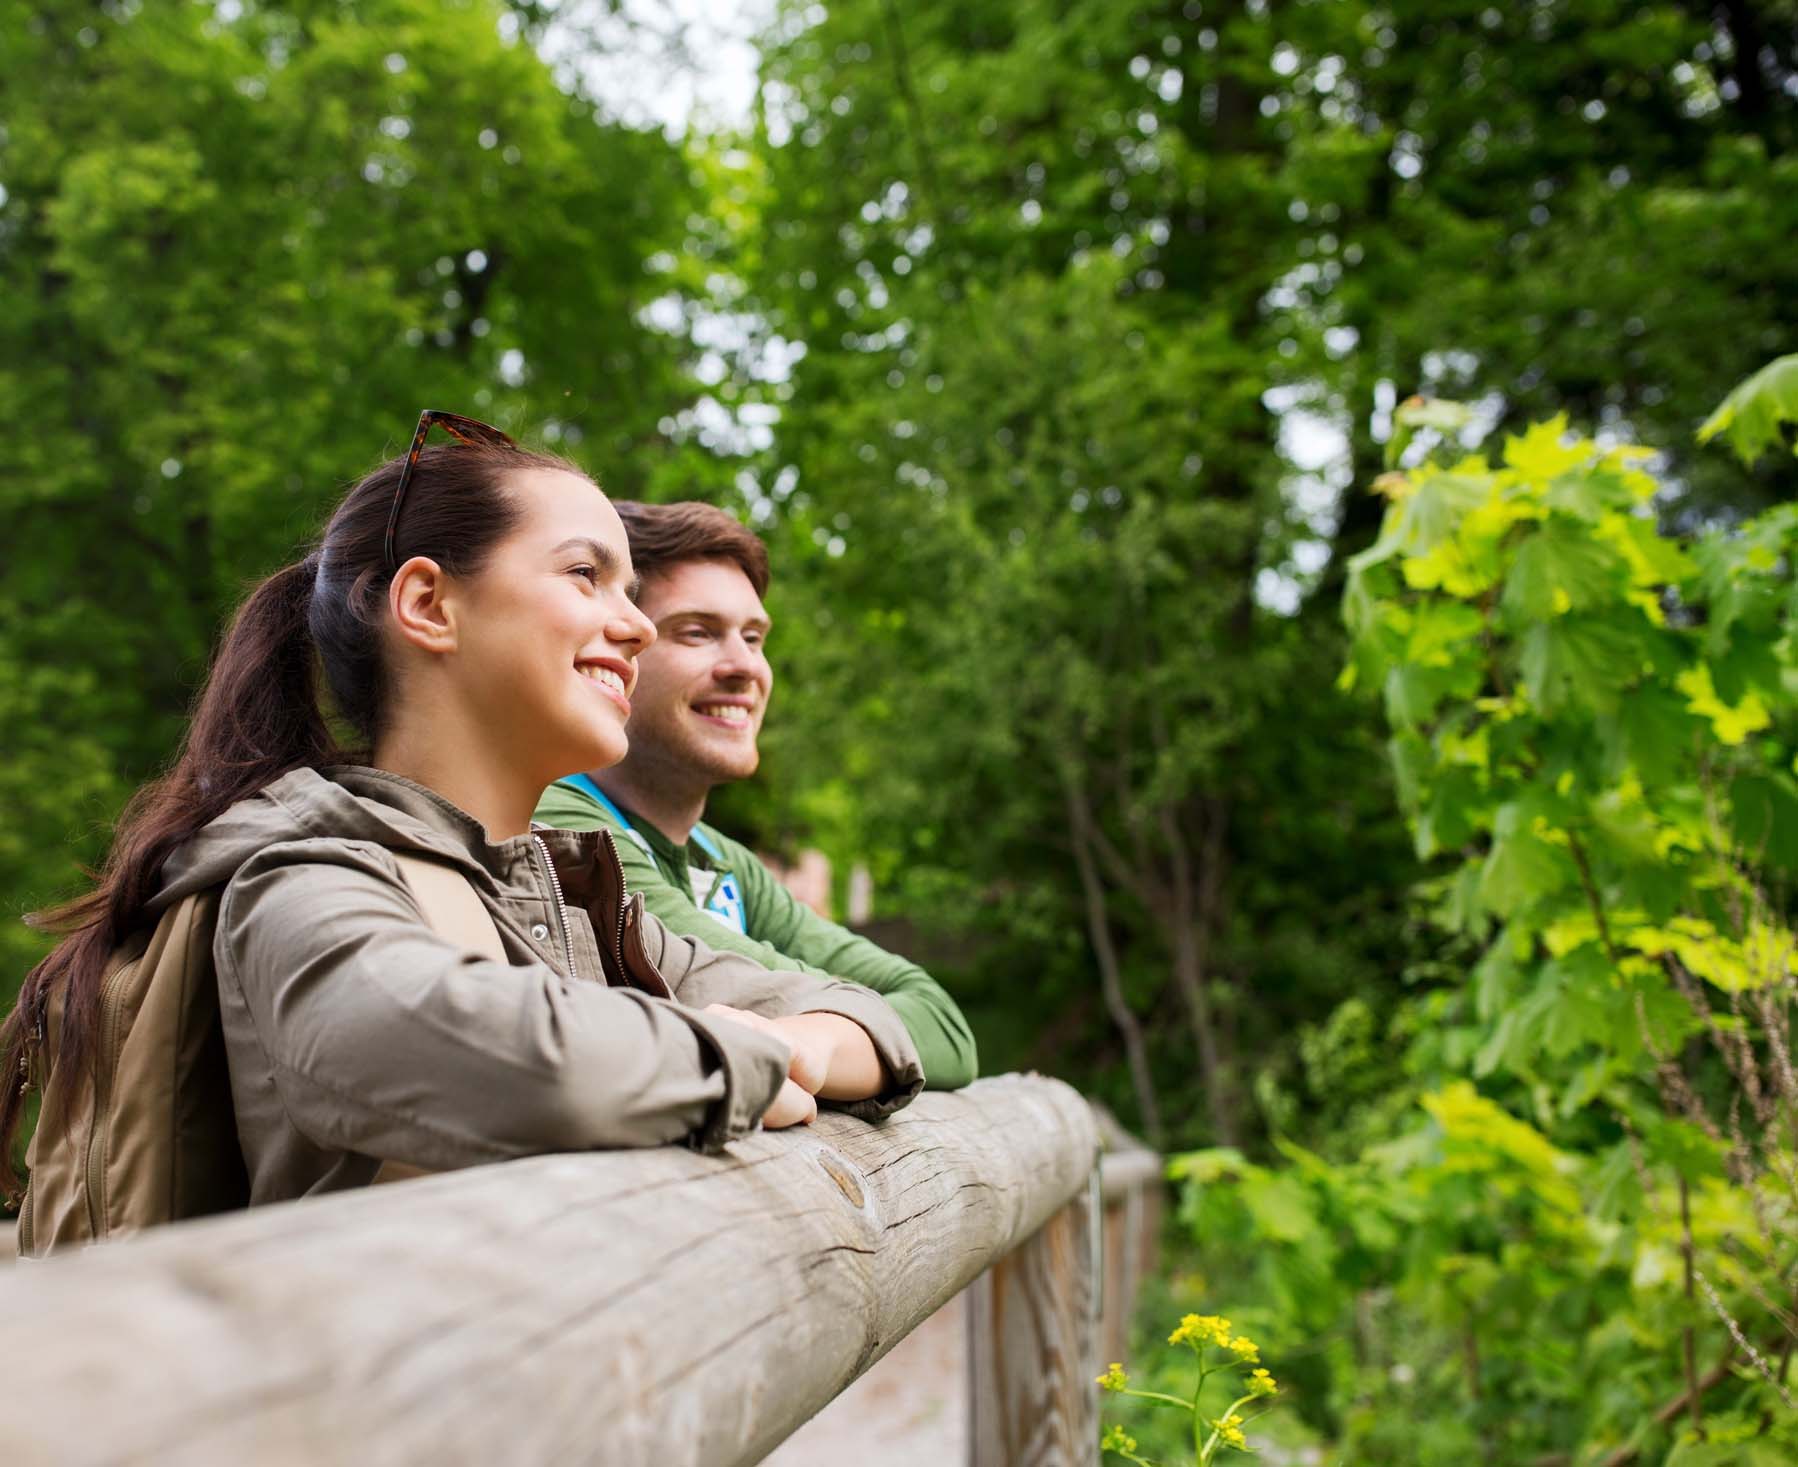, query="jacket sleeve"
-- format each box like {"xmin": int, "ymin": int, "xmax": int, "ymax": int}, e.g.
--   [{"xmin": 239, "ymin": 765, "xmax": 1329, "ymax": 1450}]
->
[
  {"xmin": 640, "ymin": 913, "xmax": 926, "ymax": 1123},
  {"xmin": 215, "ymin": 839, "xmax": 791, "ymax": 1165},
  {"xmin": 605, "ymin": 819, "xmax": 977, "ymax": 1091}
]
